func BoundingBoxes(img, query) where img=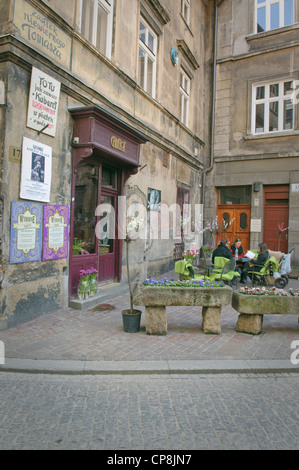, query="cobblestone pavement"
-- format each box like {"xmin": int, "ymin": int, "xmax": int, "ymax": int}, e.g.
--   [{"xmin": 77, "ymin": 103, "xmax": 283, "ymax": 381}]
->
[
  {"xmin": 1, "ymin": 277, "xmax": 298, "ymax": 363},
  {"xmin": 0, "ymin": 372, "xmax": 298, "ymax": 450}
]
